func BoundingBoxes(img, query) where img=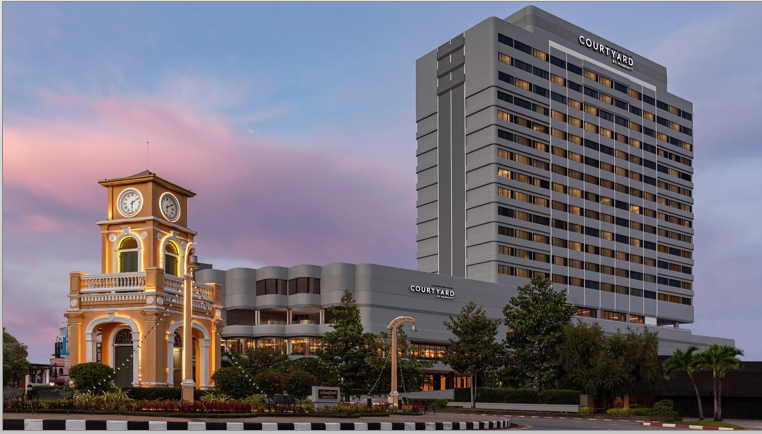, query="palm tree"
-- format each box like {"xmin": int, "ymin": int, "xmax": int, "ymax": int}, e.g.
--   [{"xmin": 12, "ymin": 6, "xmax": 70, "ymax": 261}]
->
[
  {"xmin": 695, "ymin": 344, "xmax": 744, "ymax": 421},
  {"xmin": 663, "ymin": 346, "xmax": 704, "ymax": 420}
]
